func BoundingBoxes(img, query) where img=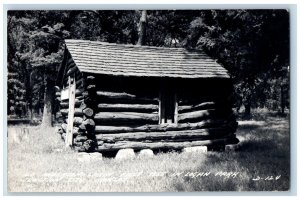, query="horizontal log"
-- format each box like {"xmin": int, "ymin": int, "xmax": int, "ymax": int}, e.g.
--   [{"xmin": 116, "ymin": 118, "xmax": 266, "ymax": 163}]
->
[
  {"xmin": 178, "ymin": 109, "xmax": 213, "ymax": 122},
  {"xmin": 94, "ymin": 112, "xmax": 159, "ymax": 124},
  {"xmin": 178, "ymin": 102, "xmax": 216, "ymax": 113},
  {"xmin": 94, "ymin": 119, "xmax": 234, "ymax": 133},
  {"xmin": 60, "ymin": 108, "xmax": 83, "ymax": 116},
  {"xmin": 178, "ymin": 109, "xmax": 232, "ymax": 123},
  {"xmin": 95, "ymin": 128, "xmax": 234, "ymax": 143},
  {"xmin": 178, "ymin": 96, "xmax": 232, "ymax": 105},
  {"xmin": 98, "ymin": 137, "xmax": 233, "ymax": 144},
  {"xmin": 96, "ymin": 137, "xmax": 239, "ymax": 152},
  {"xmin": 97, "ymin": 103, "xmax": 158, "ymax": 112},
  {"xmin": 97, "ymin": 91, "xmax": 141, "ymax": 99},
  {"xmin": 96, "ymin": 91, "xmax": 158, "ymax": 104}
]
